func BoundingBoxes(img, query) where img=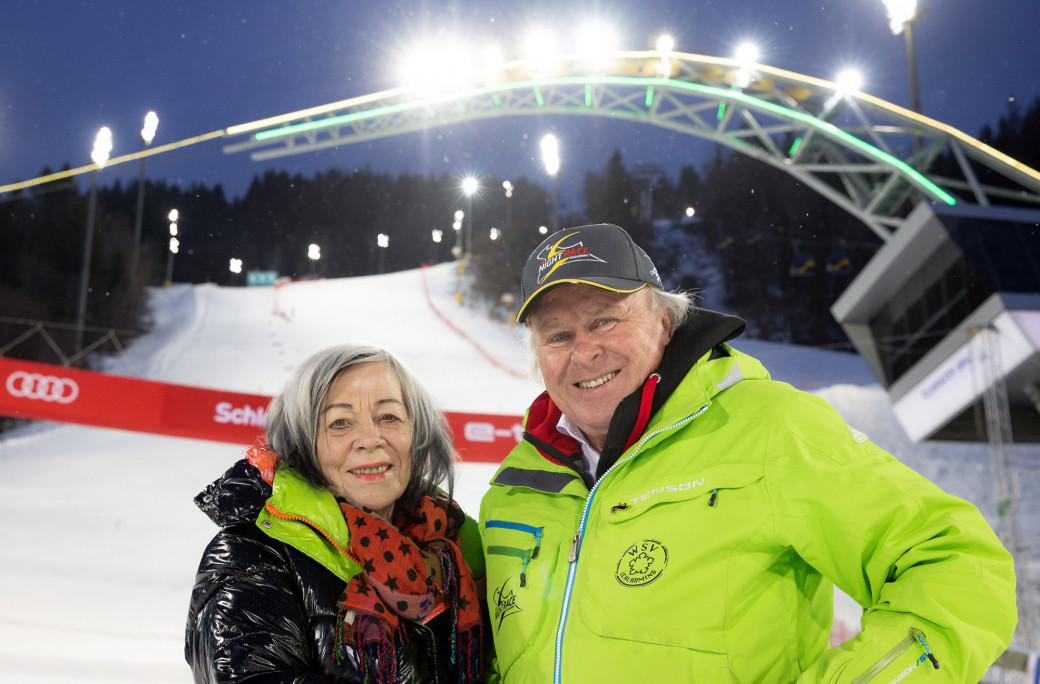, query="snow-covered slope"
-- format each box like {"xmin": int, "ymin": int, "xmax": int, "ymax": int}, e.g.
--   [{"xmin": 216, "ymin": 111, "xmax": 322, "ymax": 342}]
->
[{"xmin": 0, "ymin": 262, "xmax": 1034, "ymax": 682}]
